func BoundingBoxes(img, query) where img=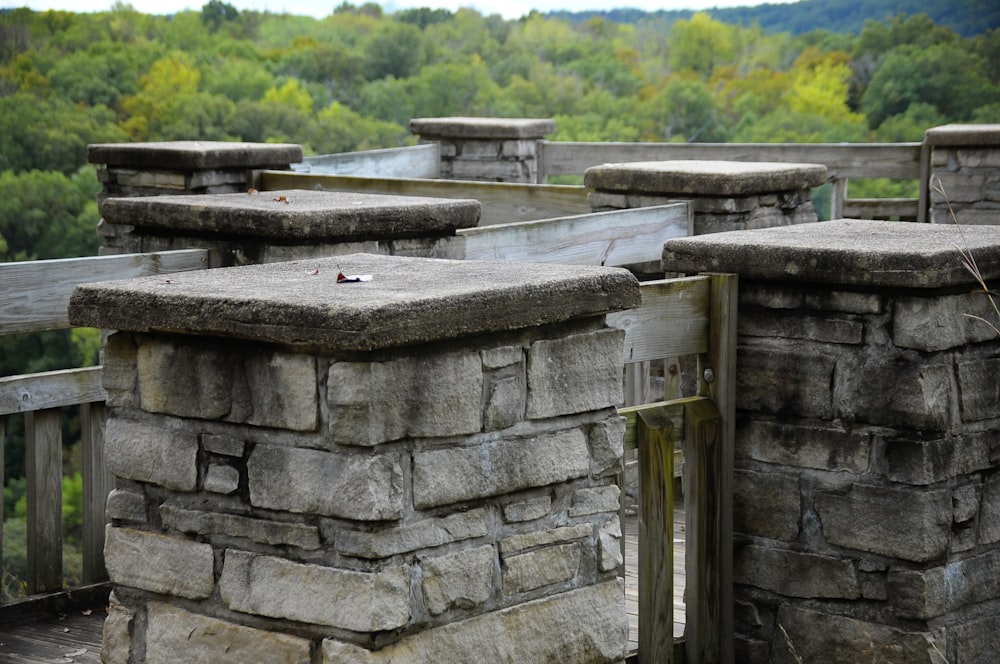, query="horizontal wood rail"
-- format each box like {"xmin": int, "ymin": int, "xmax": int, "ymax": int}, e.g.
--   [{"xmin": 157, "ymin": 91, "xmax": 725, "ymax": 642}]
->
[
  {"xmin": 258, "ymin": 170, "xmax": 591, "ymax": 226},
  {"xmin": 294, "ymin": 143, "xmax": 439, "ymax": 178}
]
